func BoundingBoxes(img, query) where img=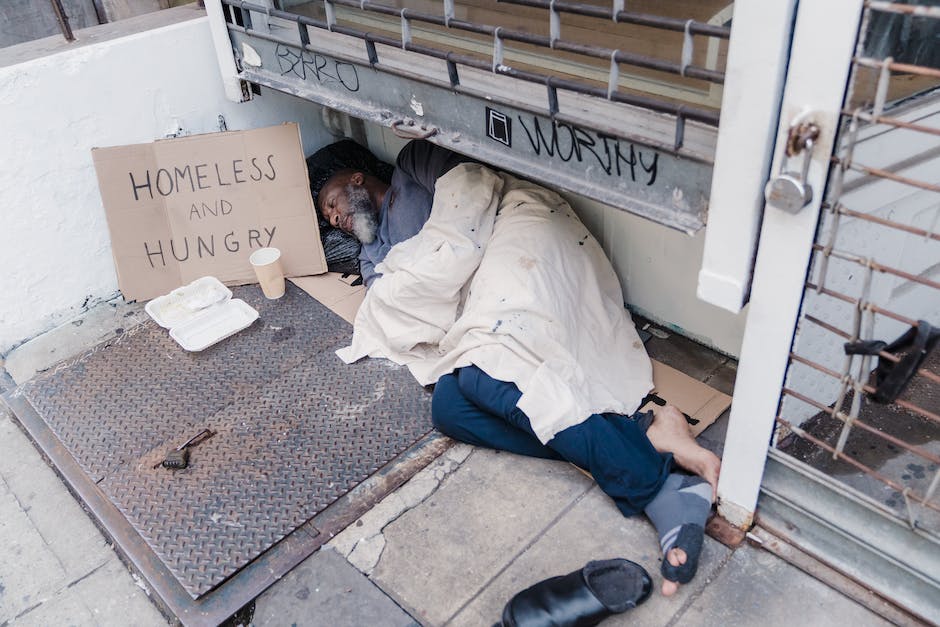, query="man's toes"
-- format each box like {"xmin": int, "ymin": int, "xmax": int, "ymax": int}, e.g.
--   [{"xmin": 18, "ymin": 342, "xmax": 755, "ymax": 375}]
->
[
  {"xmin": 661, "ymin": 579, "xmax": 679, "ymax": 596},
  {"xmin": 668, "ymin": 548, "xmax": 687, "ymax": 567},
  {"xmin": 661, "ymin": 549, "xmax": 687, "ymax": 596}
]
